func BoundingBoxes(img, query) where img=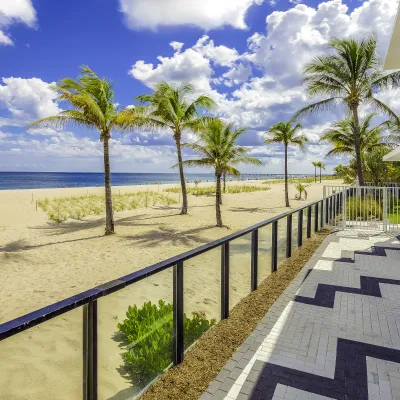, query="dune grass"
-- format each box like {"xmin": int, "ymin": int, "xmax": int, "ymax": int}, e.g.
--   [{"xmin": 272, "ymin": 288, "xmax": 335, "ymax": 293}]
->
[
  {"xmin": 262, "ymin": 175, "xmax": 339, "ymax": 185},
  {"xmin": 38, "ymin": 192, "xmax": 177, "ymax": 222},
  {"xmin": 164, "ymin": 185, "xmax": 270, "ymax": 196}
]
